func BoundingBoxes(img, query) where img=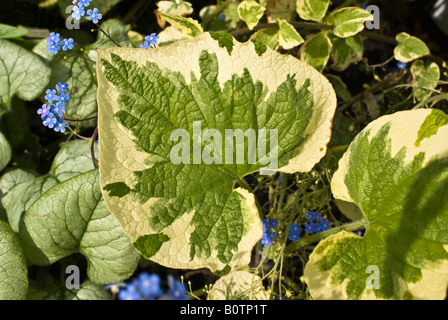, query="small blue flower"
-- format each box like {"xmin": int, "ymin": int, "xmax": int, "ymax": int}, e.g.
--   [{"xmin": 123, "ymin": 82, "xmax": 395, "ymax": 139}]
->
[
  {"xmin": 396, "ymin": 61, "xmax": 408, "ymax": 70},
  {"xmin": 167, "ymin": 275, "xmax": 188, "ymax": 300},
  {"xmin": 217, "ymin": 13, "xmax": 226, "ymax": 21},
  {"xmin": 317, "ymin": 220, "xmax": 331, "ymax": 233},
  {"xmin": 118, "ymin": 282, "xmax": 141, "ymax": 300},
  {"xmin": 78, "ymin": 0, "xmax": 91, "ymax": 8},
  {"xmin": 261, "ymin": 218, "xmax": 279, "ymax": 247},
  {"xmin": 47, "ymin": 42, "xmax": 61, "ymax": 55},
  {"xmin": 140, "ymin": 42, "xmax": 151, "ymax": 49},
  {"xmin": 56, "ymin": 82, "xmax": 69, "ymax": 92},
  {"xmin": 137, "ymin": 273, "xmax": 164, "ymax": 299},
  {"xmin": 54, "ymin": 118, "xmax": 69, "ymax": 133},
  {"xmin": 60, "ymin": 38, "xmax": 74, "ymax": 51},
  {"xmin": 42, "ymin": 113, "xmax": 57, "ymax": 129},
  {"xmin": 87, "ymin": 8, "xmax": 102, "ymax": 24},
  {"xmin": 45, "ymin": 89, "xmax": 60, "ymax": 103},
  {"xmin": 47, "ymin": 32, "xmax": 60, "ymax": 44},
  {"xmin": 288, "ymin": 223, "xmax": 301, "ymax": 242},
  {"xmin": 59, "ymin": 92, "xmax": 70, "ymax": 105},
  {"xmin": 144, "ymin": 33, "xmax": 159, "ymax": 45},
  {"xmin": 72, "ymin": 5, "xmax": 85, "ymax": 20},
  {"xmin": 51, "ymin": 102, "xmax": 65, "ymax": 118},
  {"xmin": 37, "ymin": 104, "xmax": 50, "ymax": 119},
  {"xmin": 304, "ymin": 222, "xmax": 316, "ymax": 234}
]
